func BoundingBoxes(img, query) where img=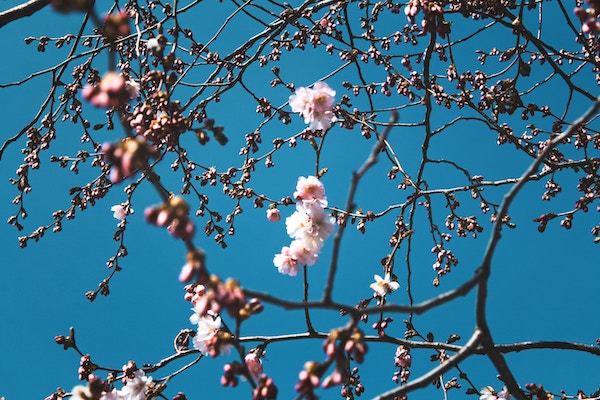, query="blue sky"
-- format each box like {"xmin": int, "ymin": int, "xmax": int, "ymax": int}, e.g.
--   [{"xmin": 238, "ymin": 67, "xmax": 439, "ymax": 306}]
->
[{"xmin": 1, "ymin": 1, "xmax": 599, "ymax": 399}]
